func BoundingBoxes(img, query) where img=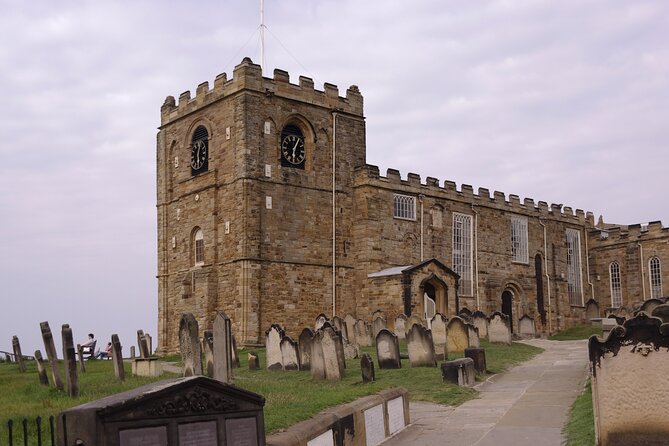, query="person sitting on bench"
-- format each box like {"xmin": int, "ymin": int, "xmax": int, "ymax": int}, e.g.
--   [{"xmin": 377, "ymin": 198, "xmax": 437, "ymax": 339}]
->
[
  {"xmin": 81, "ymin": 333, "xmax": 96, "ymax": 359},
  {"xmin": 97, "ymin": 342, "xmax": 112, "ymax": 359}
]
